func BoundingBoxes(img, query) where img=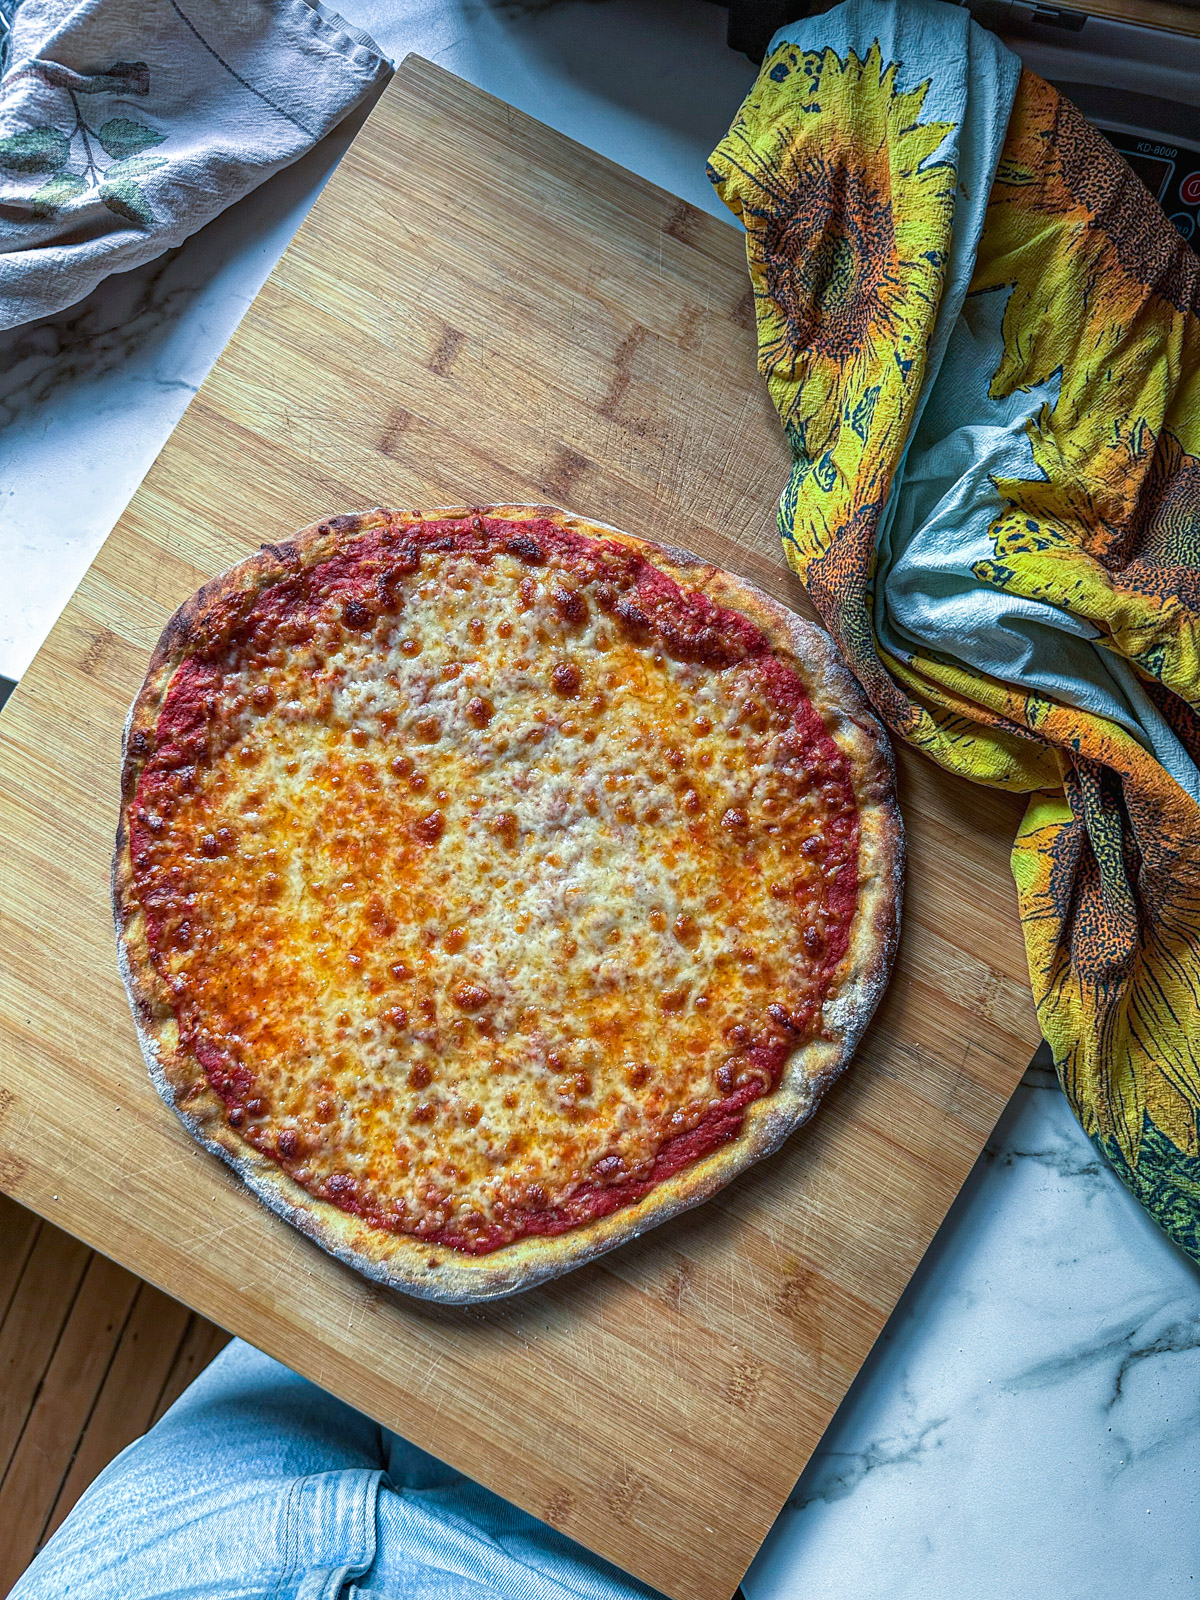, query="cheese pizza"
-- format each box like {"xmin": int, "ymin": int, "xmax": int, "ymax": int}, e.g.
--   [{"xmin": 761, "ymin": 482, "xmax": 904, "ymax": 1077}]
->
[{"xmin": 114, "ymin": 505, "xmax": 902, "ymax": 1301}]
